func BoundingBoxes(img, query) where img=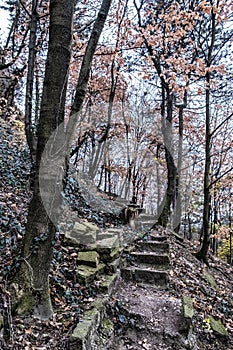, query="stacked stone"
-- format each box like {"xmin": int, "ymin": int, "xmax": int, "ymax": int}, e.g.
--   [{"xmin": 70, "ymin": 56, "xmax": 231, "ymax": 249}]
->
[{"xmin": 64, "ymin": 222, "xmax": 123, "ymax": 284}]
